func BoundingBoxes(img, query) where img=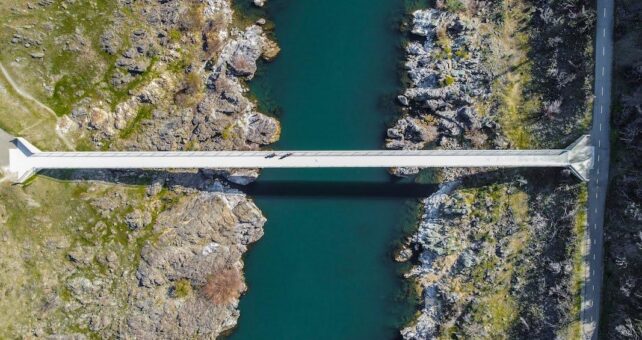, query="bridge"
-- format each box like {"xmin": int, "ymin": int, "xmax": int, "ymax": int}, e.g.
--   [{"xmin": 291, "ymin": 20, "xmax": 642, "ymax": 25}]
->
[{"xmin": 3, "ymin": 135, "xmax": 593, "ymax": 183}]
